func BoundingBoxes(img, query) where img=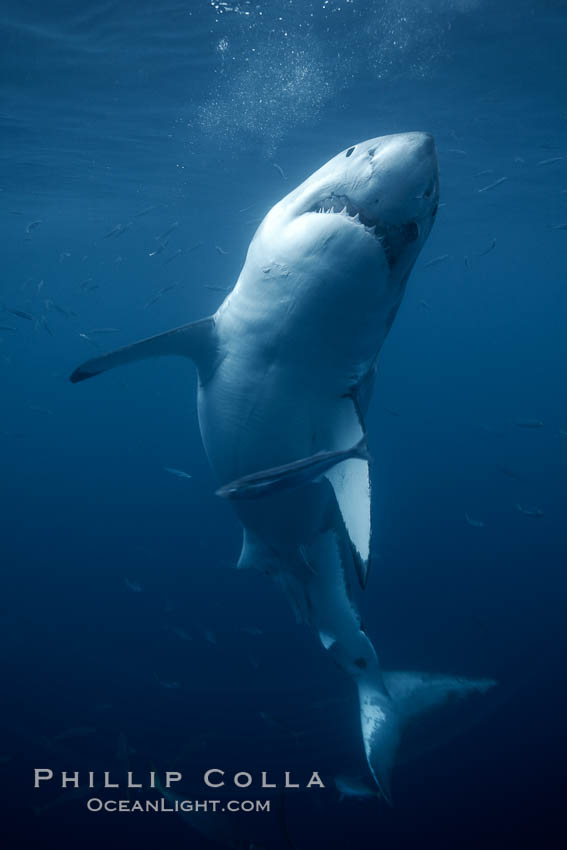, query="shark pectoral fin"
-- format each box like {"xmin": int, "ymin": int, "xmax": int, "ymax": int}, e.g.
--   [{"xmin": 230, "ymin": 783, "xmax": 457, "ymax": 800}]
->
[
  {"xmin": 325, "ymin": 399, "xmax": 371, "ymax": 589},
  {"xmin": 70, "ymin": 316, "xmax": 219, "ymax": 384}
]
